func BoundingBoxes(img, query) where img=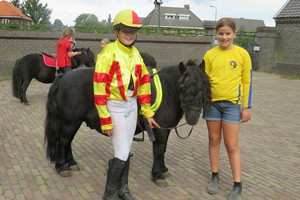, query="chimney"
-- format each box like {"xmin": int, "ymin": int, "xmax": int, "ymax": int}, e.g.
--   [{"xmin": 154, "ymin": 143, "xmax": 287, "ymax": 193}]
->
[{"xmin": 184, "ymin": 4, "xmax": 190, "ymax": 10}]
